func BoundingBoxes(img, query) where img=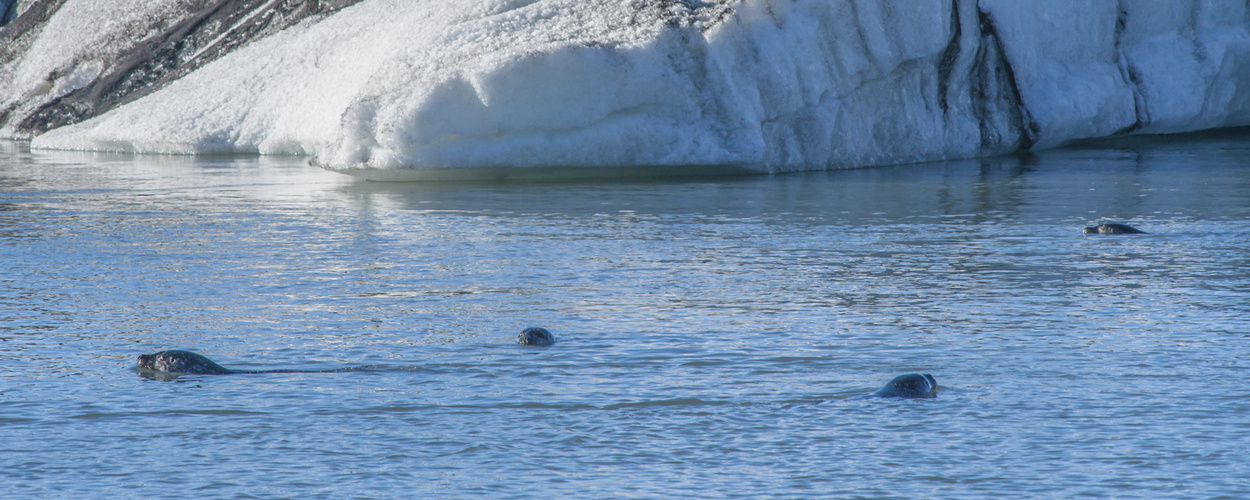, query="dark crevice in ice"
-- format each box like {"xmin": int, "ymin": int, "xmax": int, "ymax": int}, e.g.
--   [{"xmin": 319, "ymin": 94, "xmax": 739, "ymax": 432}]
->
[
  {"xmin": 969, "ymin": 7, "xmax": 1039, "ymax": 153},
  {"xmin": 937, "ymin": 0, "xmax": 961, "ymax": 114}
]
